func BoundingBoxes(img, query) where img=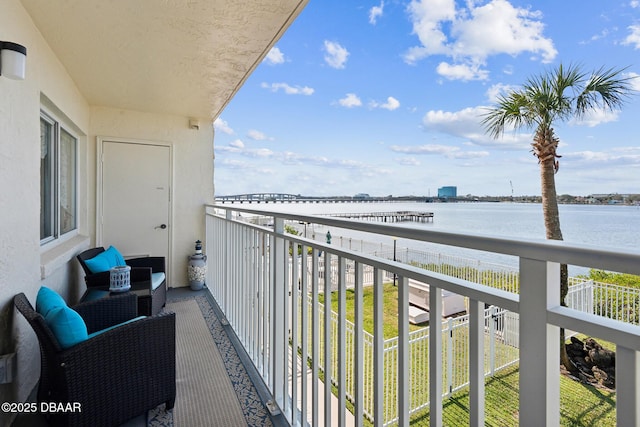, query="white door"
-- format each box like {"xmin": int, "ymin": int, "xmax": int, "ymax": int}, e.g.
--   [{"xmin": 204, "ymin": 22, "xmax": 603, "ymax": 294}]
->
[{"xmin": 99, "ymin": 140, "xmax": 171, "ymax": 264}]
